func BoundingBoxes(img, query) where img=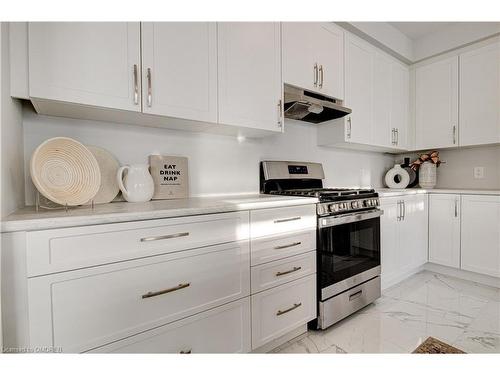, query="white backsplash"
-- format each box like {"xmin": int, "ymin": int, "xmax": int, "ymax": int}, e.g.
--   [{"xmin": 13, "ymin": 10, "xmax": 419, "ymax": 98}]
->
[{"xmin": 22, "ymin": 105, "xmax": 395, "ymax": 205}]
